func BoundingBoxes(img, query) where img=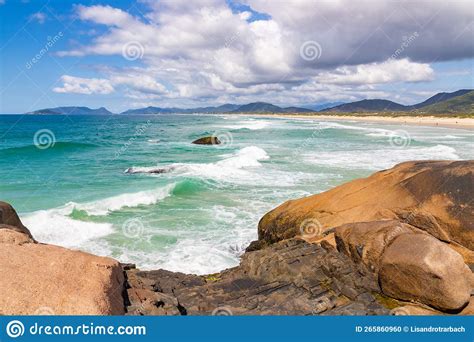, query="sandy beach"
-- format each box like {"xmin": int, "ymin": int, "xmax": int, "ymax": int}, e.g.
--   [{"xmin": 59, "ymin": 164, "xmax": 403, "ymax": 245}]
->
[{"xmin": 244, "ymin": 114, "xmax": 474, "ymax": 130}]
